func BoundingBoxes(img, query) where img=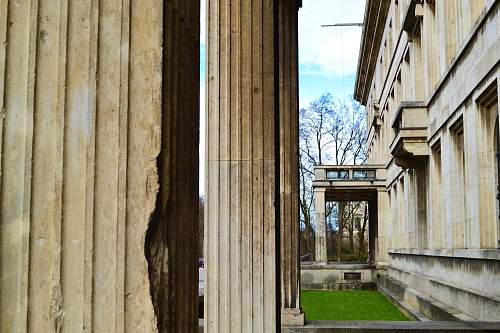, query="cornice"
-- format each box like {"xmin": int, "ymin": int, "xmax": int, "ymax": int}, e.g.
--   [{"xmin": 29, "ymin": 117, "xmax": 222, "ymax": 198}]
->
[{"xmin": 354, "ymin": 0, "xmax": 391, "ymax": 105}]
